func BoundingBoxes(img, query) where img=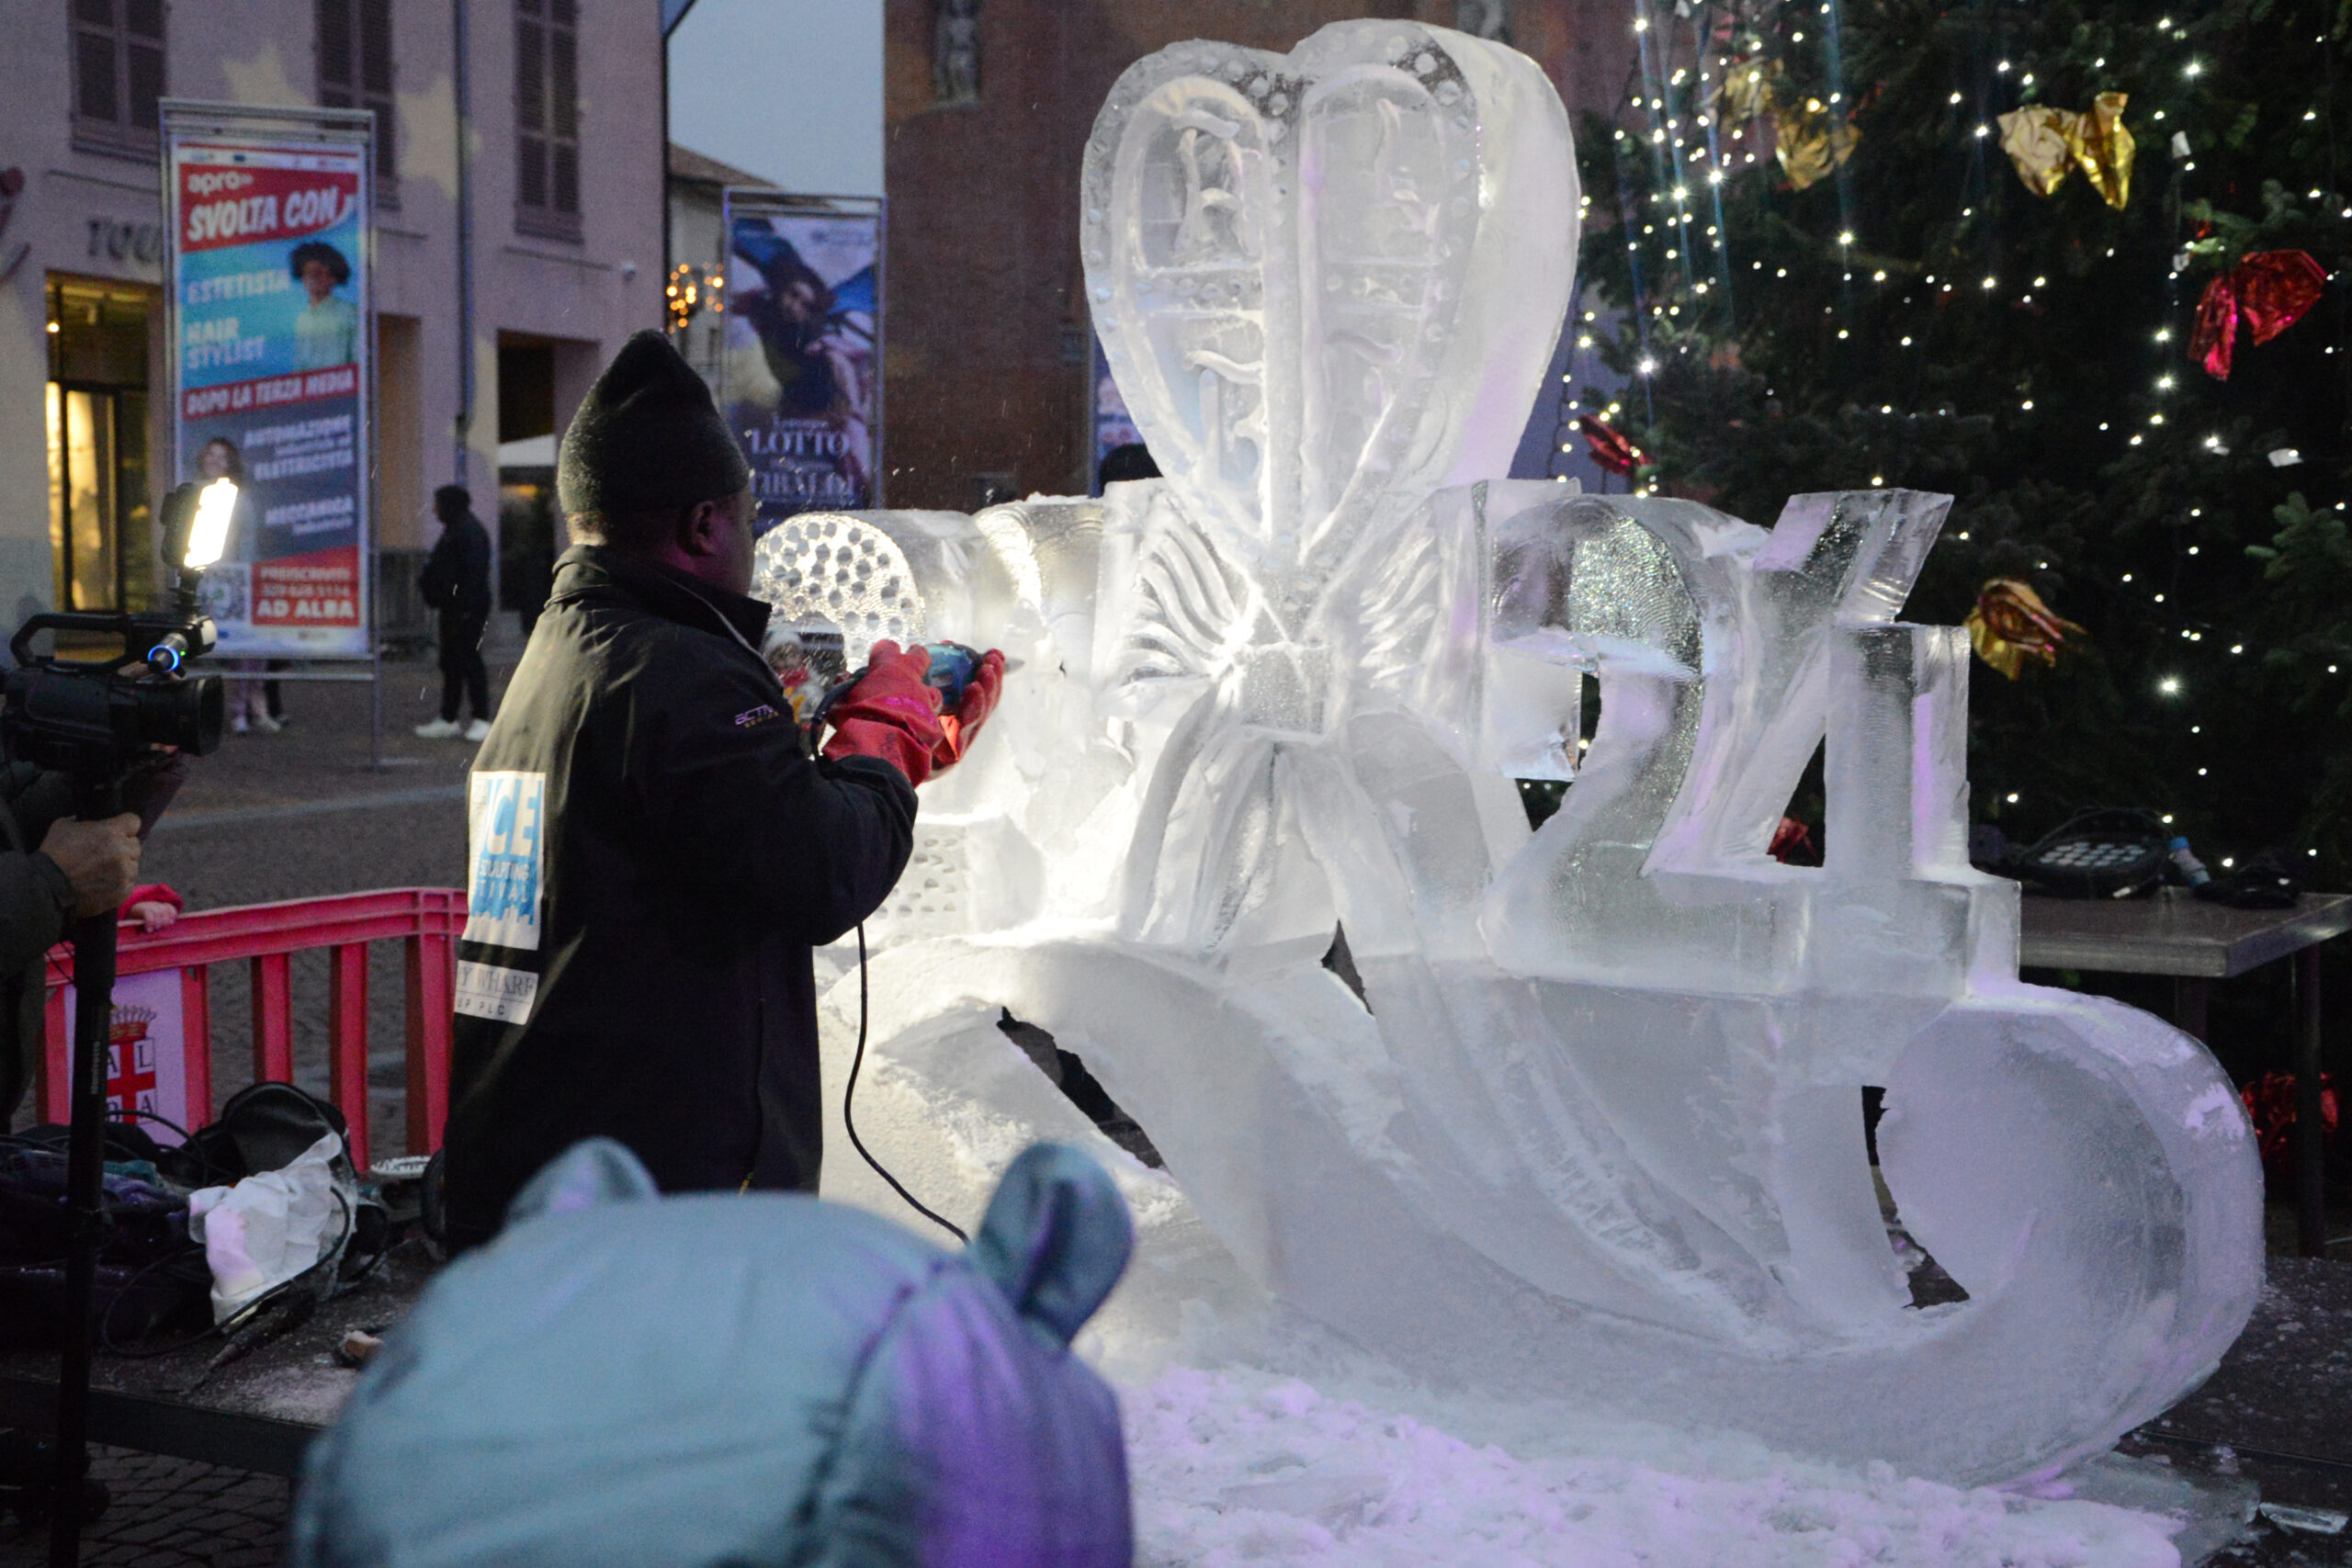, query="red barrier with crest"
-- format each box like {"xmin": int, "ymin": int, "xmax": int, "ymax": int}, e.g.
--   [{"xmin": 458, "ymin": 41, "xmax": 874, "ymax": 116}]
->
[{"xmin": 35, "ymin": 888, "xmax": 463, "ymax": 1172}]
